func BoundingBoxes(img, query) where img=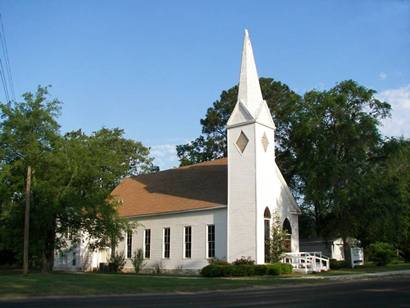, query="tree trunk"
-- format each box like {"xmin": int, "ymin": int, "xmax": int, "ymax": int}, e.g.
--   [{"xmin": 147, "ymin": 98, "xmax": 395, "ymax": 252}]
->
[
  {"xmin": 41, "ymin": 219, "xmax": 56, "ymax": 272},
  {"xmin": 342, "ymin": 236, "xmax": 352, "ymax": 268},
  {"xmin": 23, "ymin": 166, "xmax": 32, "ymax": 275}
]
